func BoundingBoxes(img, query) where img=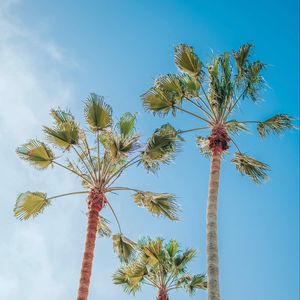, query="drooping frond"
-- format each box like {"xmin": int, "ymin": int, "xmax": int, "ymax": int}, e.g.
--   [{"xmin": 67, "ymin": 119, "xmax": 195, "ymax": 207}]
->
[
  {"xmin": 232, "ymin": 152, "xmax": 269, "ymax": 183},
  {"xmin": 225, "ymin": 120, "xmax": 248, "ymax": 135},
  {"xmin": 43, "ymin": 122, "xmax": 80, "ymax": 150},
  {"xmin": 257, "ymin": 114, "xmax": 296, "ymax": 138},
  {"xmin": 233, "ymin": 43, "xmax": 253, "ymax": 80},
  {"xmin": 141, "ymin": 124, "xmax": 178, "ymax": 172},
  {"xmin": 16, "ymin": 140, "xmax": 54, "ymax": 169},
  {"xmin": 118, "ymin": 112, "xmax": 137, "ymax": 137},
  {"xmin": 174, "ymin": 44, "xmax": 202, "ymax": 77},
  {"xmin": 84, "ymin": 93, "xmax": 112, "ymax": 132},
  {"xmin": 195, "ymin": 136, "xmax": 211, "ymax": 157},
  {"xmin": 112, "ymin": 234, "xmax": 136, "ymax": 263},
  {"xmin": 14, "ymin": 192, "xmax": 50, "ymax": 220},
  {"xmin": 184, "ymin": 274, "xmax": 207, "ymax": 295},
  {"xmin": 97, "ymin": 216, "xmax": 112, "ymax": 237},
  {"xmin": 133, "ymin": 192, "xmax": 179, "ymax": 220}
]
